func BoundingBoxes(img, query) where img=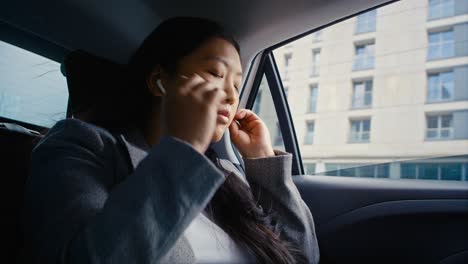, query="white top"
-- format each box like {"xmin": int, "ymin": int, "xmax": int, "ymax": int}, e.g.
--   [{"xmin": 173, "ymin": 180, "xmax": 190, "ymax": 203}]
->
[
  {"xmin": 131, "ymin": 130, "xmax": 255, "ymax": 263},
  {"xmin": 184, "ymin": 211, "xmax": 254, "ymax": 263}
]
